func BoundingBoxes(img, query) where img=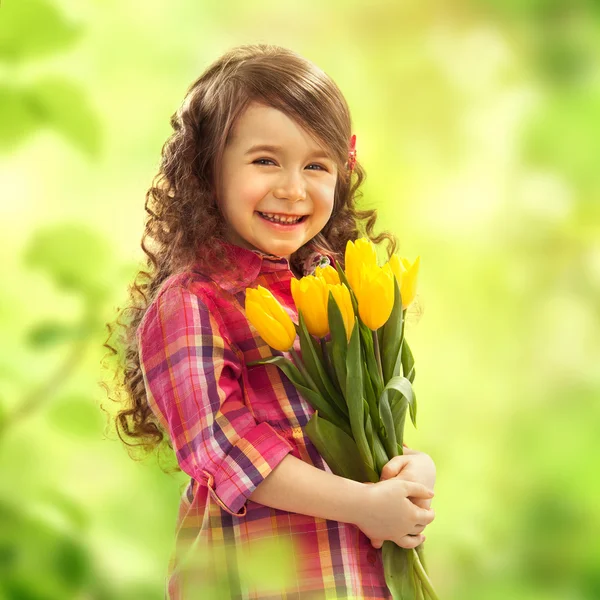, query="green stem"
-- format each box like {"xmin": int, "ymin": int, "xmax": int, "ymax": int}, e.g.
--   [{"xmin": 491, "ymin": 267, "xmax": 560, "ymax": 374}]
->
[
  {"xmin": 289, "ymin": 348, "xmax": 320, "ymax": 394},
  {"xmin": 411, "ymin": 548, "xmax": 439, "ymax": 600},
  {"xmin": 372, "ymin": 329, "xmax": 384, "ymax": 385}
]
